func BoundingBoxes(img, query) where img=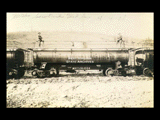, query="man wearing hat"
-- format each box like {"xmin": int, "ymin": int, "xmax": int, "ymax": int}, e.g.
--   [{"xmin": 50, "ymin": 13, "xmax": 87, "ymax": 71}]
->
[
  {"xmin": 37, "ymin": 32, "xmax": 44, "ymax": 47},
  {"xmin": 117, "ymin": 33, "xmax": 125, "ymax": 47}
]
